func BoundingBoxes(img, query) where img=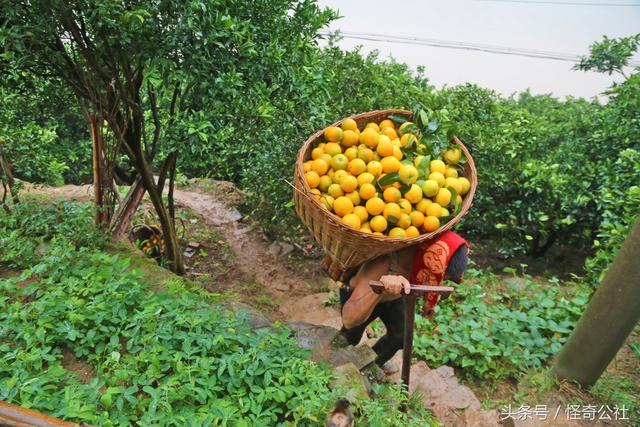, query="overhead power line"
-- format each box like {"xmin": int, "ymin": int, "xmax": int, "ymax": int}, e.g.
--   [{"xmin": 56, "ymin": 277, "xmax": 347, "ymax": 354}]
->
[
  {"xmin": 478, "ymin": 0, "xmax": 640, "ymax": 6},
  {"xmin": 319, "ymin": 30, "xmax": 640, "ymax": 67}
]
